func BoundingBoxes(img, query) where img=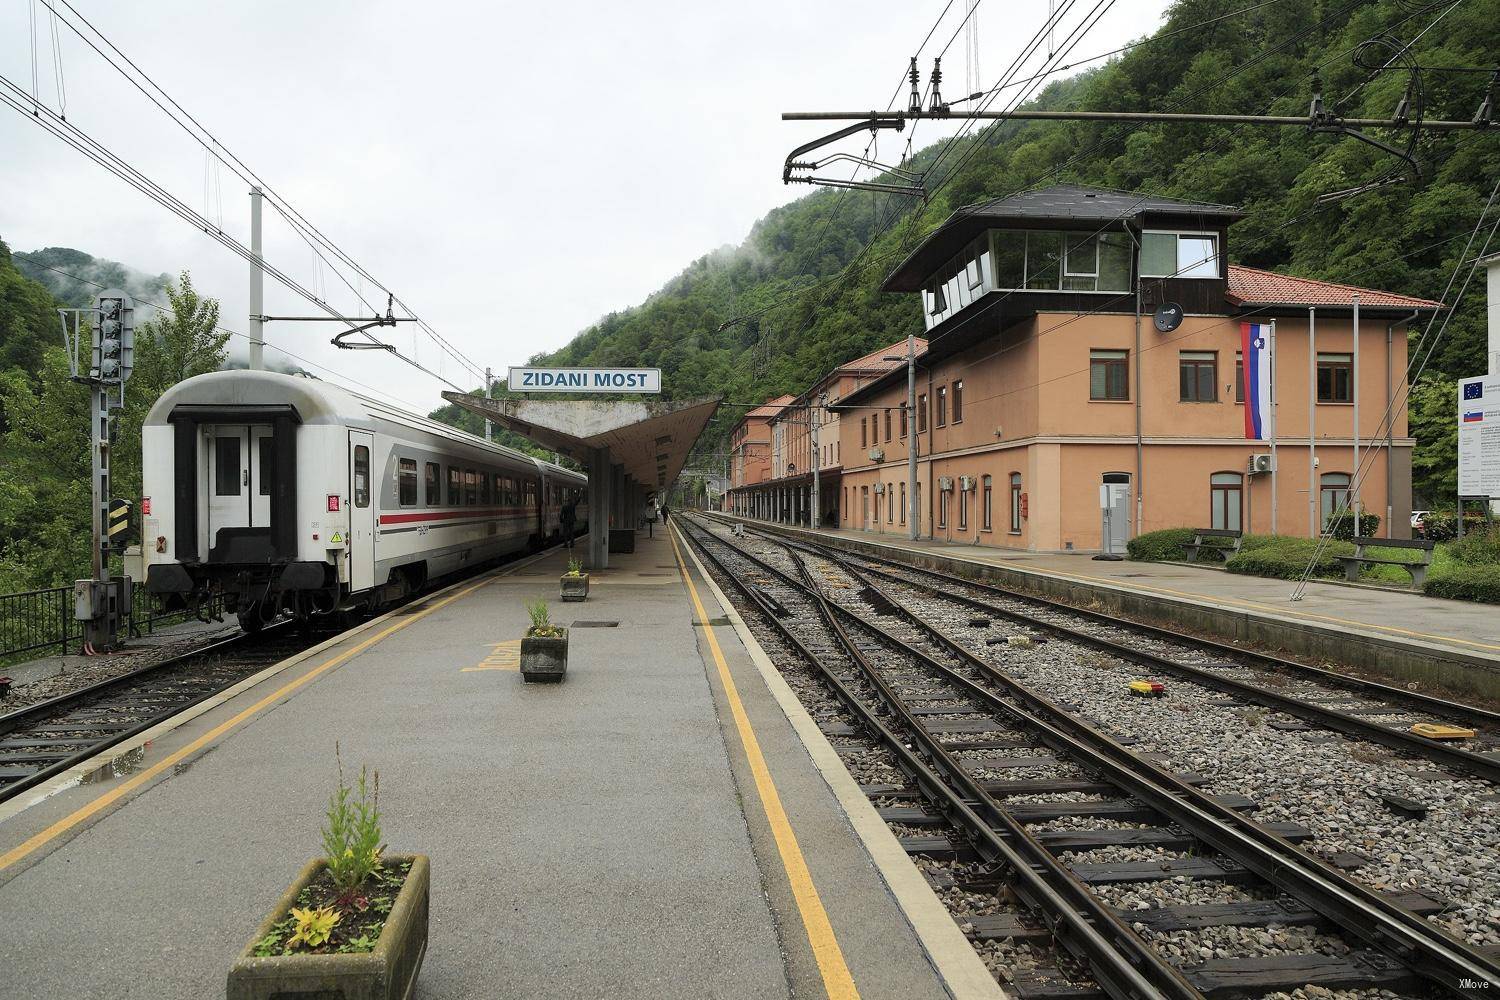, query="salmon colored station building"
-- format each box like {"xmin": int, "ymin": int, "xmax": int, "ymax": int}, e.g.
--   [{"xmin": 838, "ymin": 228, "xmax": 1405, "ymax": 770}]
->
[{"xmin": 726, "ymin": 185, "xmax": 1440, "ymax": 553}]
